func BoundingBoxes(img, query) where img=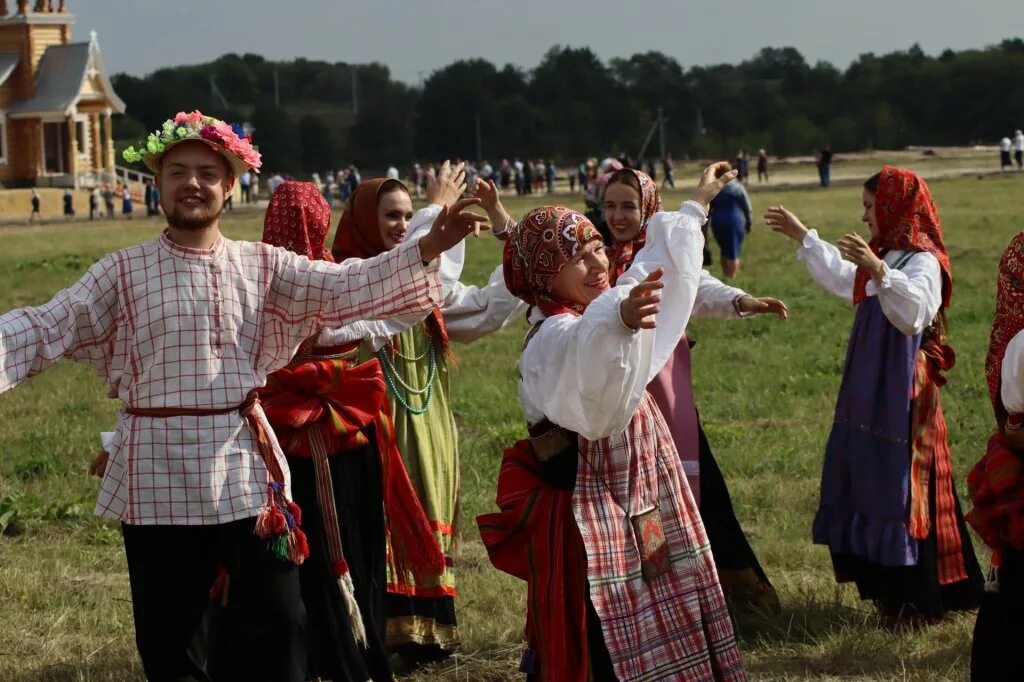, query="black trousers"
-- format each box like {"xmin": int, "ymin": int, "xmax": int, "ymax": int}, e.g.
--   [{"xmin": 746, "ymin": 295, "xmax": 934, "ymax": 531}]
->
[{"xmin": 122, "ymin": 518, "xmax": 306, "ymax": 682}]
